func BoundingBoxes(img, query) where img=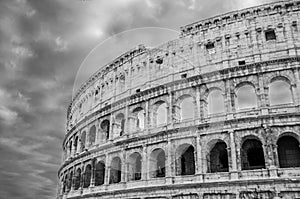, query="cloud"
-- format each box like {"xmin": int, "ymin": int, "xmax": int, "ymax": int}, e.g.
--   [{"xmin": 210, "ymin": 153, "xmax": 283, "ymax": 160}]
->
[{"xmin": 0, "ymin": 0, "xmax": 283, "ymax": 198}]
